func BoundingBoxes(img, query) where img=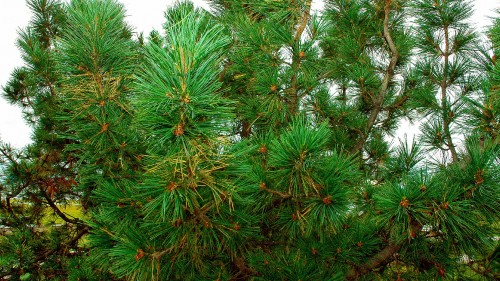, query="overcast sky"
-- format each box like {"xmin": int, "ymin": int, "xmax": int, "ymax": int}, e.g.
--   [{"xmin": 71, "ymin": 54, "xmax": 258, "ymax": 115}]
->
[{"xmin": 0, "ymin": 0, "xmax": 498, "ymax": 148}]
